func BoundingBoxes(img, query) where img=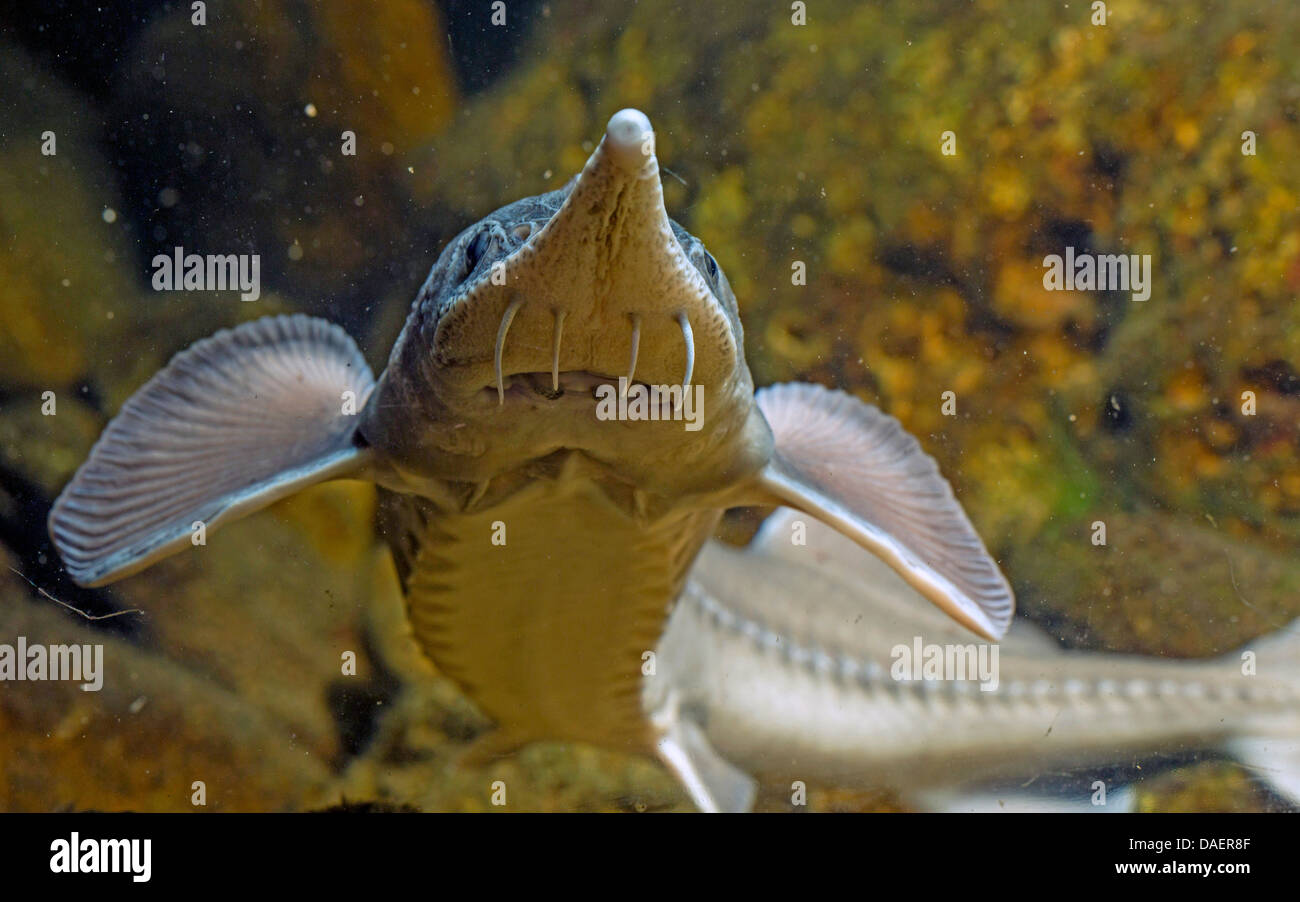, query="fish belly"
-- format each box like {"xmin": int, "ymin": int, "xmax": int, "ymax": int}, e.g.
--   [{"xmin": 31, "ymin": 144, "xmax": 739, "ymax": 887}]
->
[{"xmin": 393, "ymin": 475, "xmax": 719, "ymax": 755}]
